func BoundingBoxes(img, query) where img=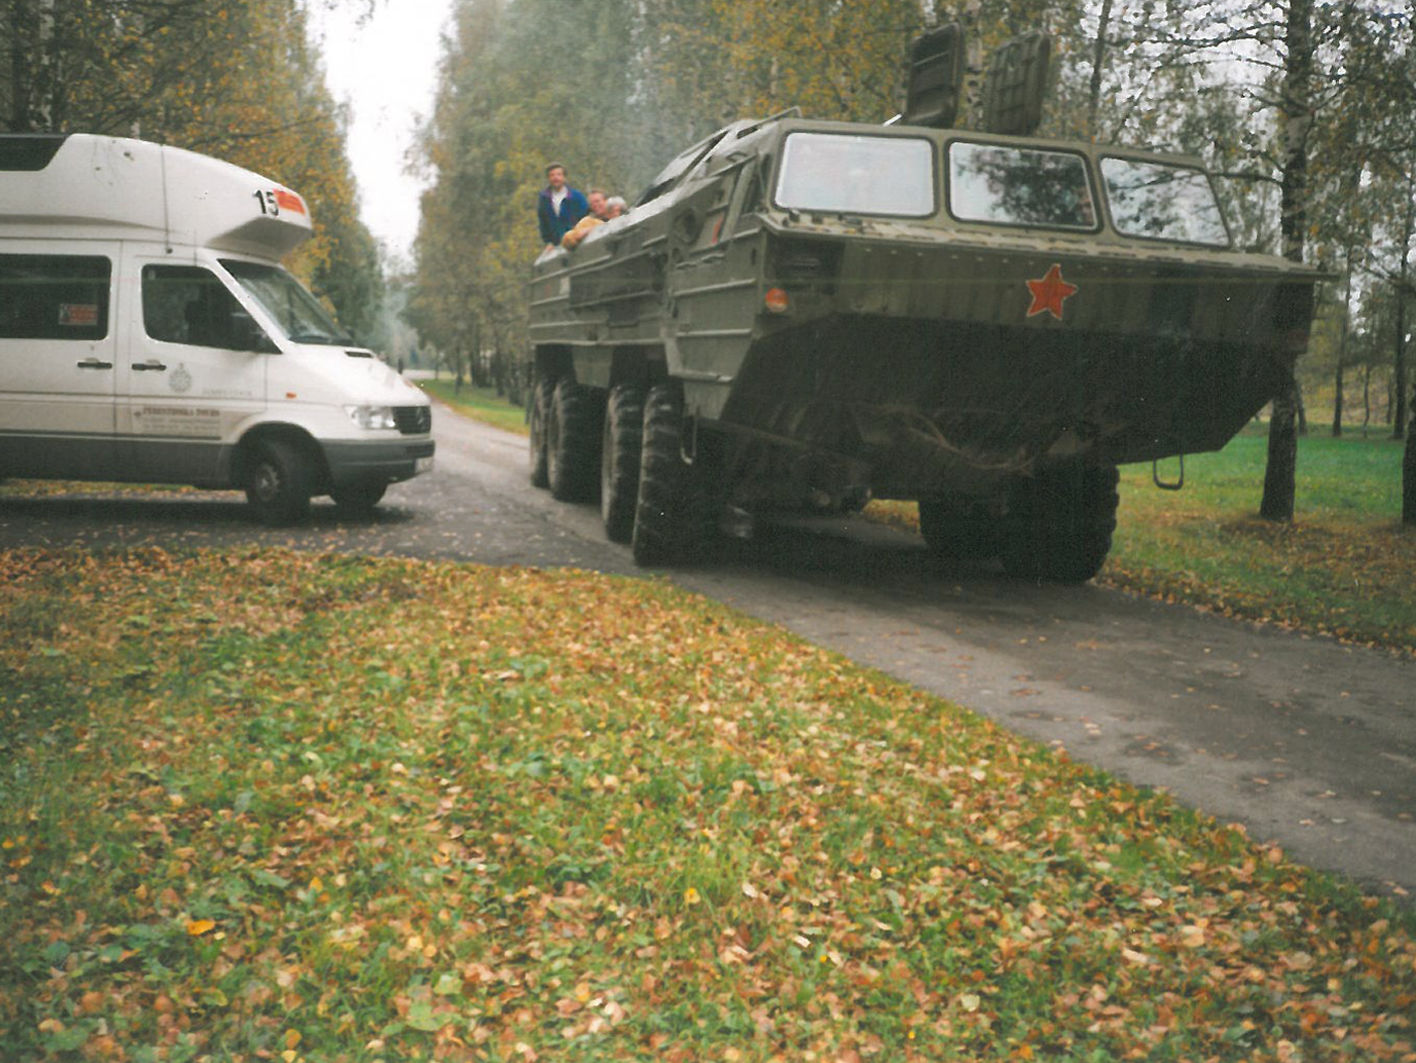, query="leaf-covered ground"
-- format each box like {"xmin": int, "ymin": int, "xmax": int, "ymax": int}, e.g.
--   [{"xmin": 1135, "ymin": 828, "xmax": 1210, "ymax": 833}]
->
[{"xmin": 2, "ymin": 549, "xmax": 1414, "ymax": 1062}]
